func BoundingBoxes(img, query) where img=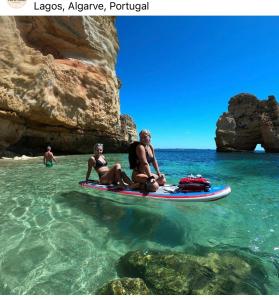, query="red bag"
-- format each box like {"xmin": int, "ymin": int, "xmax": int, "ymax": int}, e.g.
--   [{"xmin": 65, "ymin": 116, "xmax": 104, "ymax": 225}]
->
[{"xmin": 178, "ymin": 176, "xmax": 211, "ymax": 192}]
